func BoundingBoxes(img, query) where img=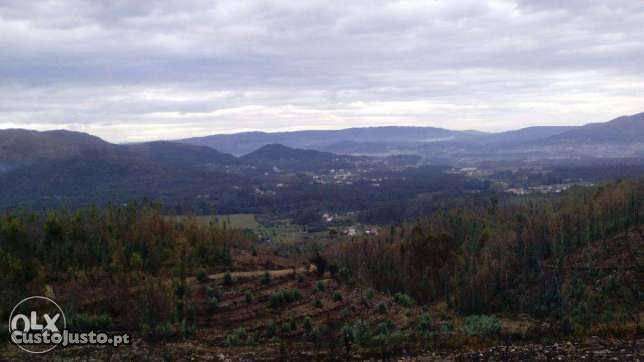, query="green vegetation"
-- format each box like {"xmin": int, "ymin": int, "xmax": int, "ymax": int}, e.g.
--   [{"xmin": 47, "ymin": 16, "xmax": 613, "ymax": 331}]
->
[
  {"xmin": 377, "ymin": 302, "xmax": 388, "ymax": 314},
  {"xmin": 0, "ymin": 179, "xmax": 640, "ymax": 359},
  {"xmin": 268, "ymin": 289, "xmax": 302, "ymax": 308},
  {"xmin": 462, "ymin": 315, "xmax": 502, "ymax": 337},
  {"xmin": 366, "ymin": 289, "xmax": 375, "ymax": 300},
  {"xmin": 303, "ymin": 317, "xmax": 313, "ymax": 335},
  {"xmin": 217, "ymin": 214, "xmax": 261, "ymax": 229},
  {"xmin": 171, "ymin": 214, "xmax": 260, "ymax": 230},
  {"xmin": 0, "ymin": 204, "xmax": 252, "ymax": 334},
  {"xmin": 208, "ymin": 297, "xmax": 219, "ymax": 312},
  {"xmin": 394, "ymin": 292, "xmax": 415, "ymax": 307},
  {"xmin": 260, "ymin": 271, "xmax": 271, "ymax": 285},
  {"xmin": 223, "ymin": 271, "xmax": 234, "ymax": 286},
  {"xmin": 333, "ymin": 291, "xmax": 343, "ymax": 302},
  {"xmin": 265, "ymin": 320, "xmax": 277, "ymax": 338},
  {"xmin": 416, "ymin": 313, "xmax": 432, "ymax": 336},
  {"xmin": 224, "ymin": 327, "xmax": 248, "ymax": 347},
  {"xmin": 334, "ymin": 180, "xmax": 642, "ymax": 333},
  {"xmin": 68, "ymin": 313, "xmax": 113, "ymax": 332},
  {"xmin": 315, "ymin": 280, "xmax": 326, "ymax": 292},
  {"xmin": 196, "ymin": 269, "xmax": 208, "ymax": 283}
]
